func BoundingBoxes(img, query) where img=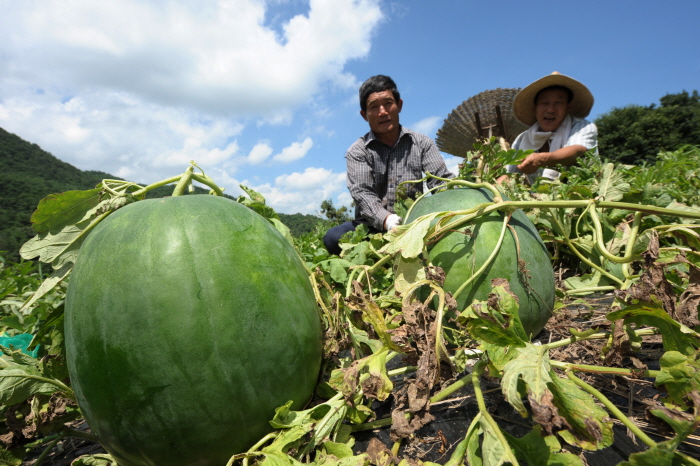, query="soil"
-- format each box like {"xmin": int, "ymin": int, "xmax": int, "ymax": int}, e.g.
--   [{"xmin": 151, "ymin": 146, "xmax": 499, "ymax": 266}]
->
[{"xmin": 19, "ymin": 294, "xmax": 700, "ymax": 465}]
